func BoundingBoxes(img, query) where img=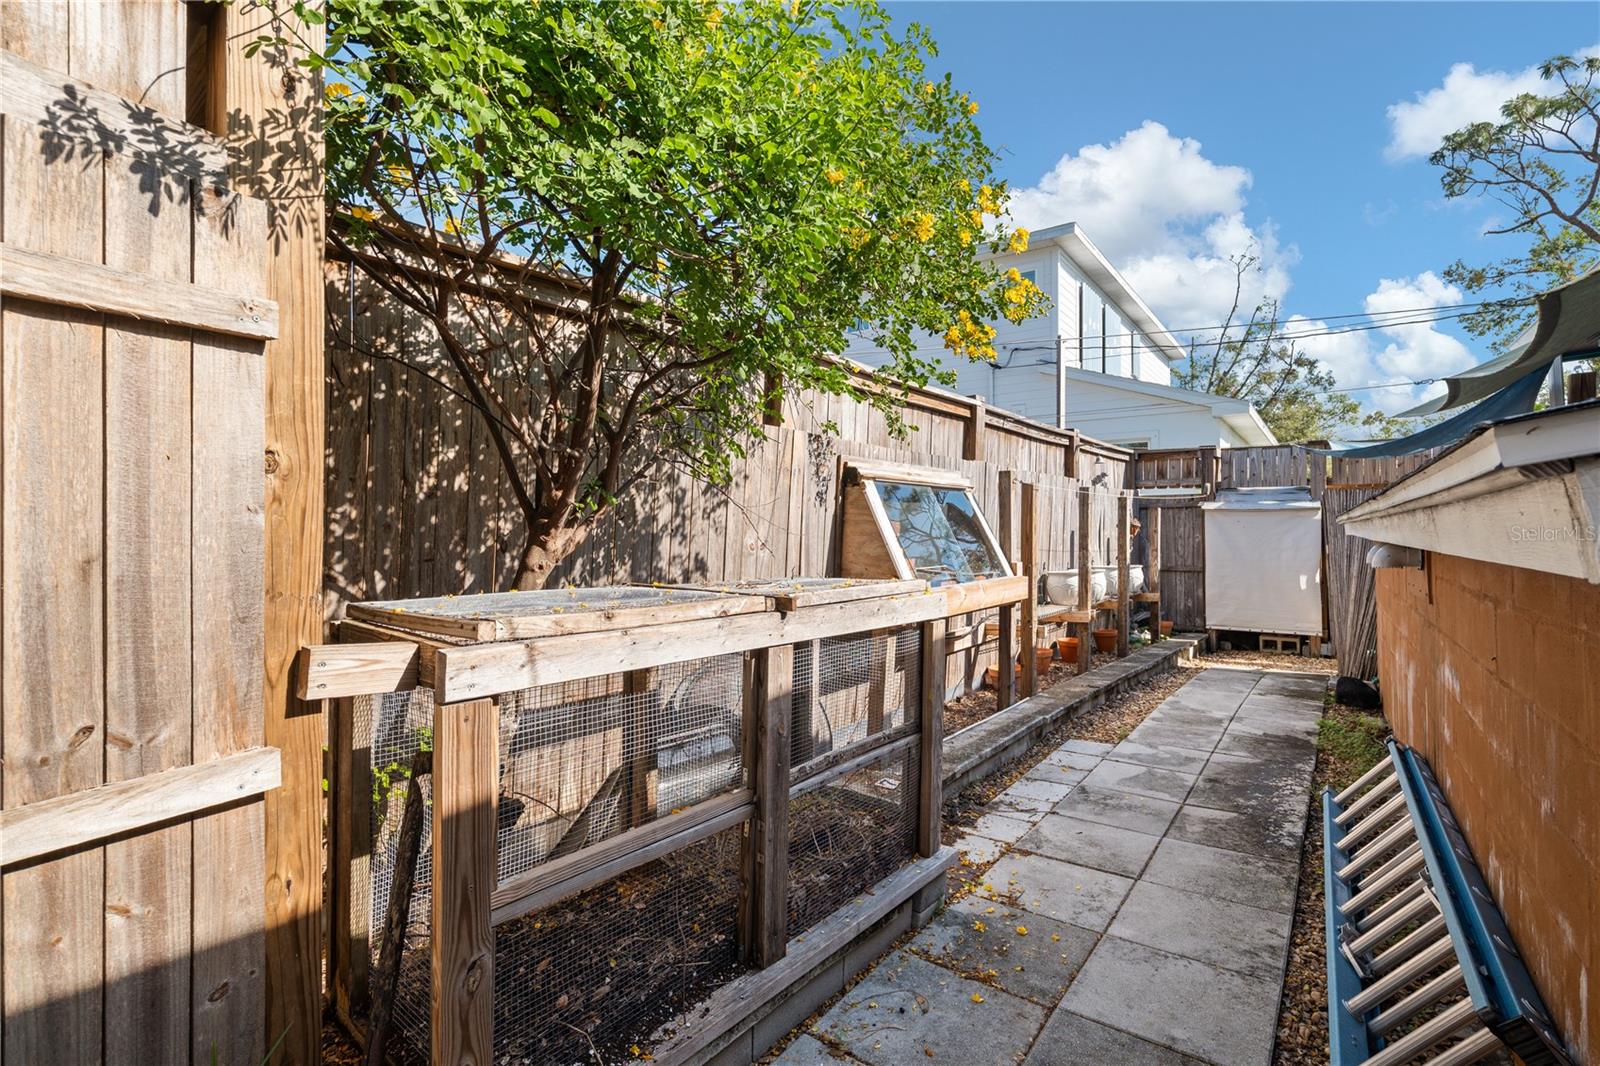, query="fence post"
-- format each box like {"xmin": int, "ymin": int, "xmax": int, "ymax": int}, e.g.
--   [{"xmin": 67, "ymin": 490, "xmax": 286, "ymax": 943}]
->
[
  {"xmin": 997, "ymin": 471, "xmax": 1016, "ymax": 708},
  {"xmin": 1148, "ymin": 505, "xmax": 1163, "ymax": 641},
  {"xmin": 917, "ymin": 619, "xmax": 947, "ymax": 857},
  {"xmin": 1116, "ymin": 495, "xmax": 1131, "ymax": 657},
  {"xmin": 745, "ymin": 644, "xmax": 793, "ymax": 966},
  {"xmin": 1076, "ymin": 488, "xmax": 1093, "ymax": 675},
  {"xmin": 431, "ymin": 696, "xmax": 497, "ymax": 1066},
  {"xmin": 329, "ymin": 689, "xmax": 371, "ymax": 1036},
  {"xmin": 1020, "ymin": 482, "xmax": 1039, "ymax": 696},
  {"xmin": 963, "ymin": 400, "xmax": 986, "ymax": 461}
]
